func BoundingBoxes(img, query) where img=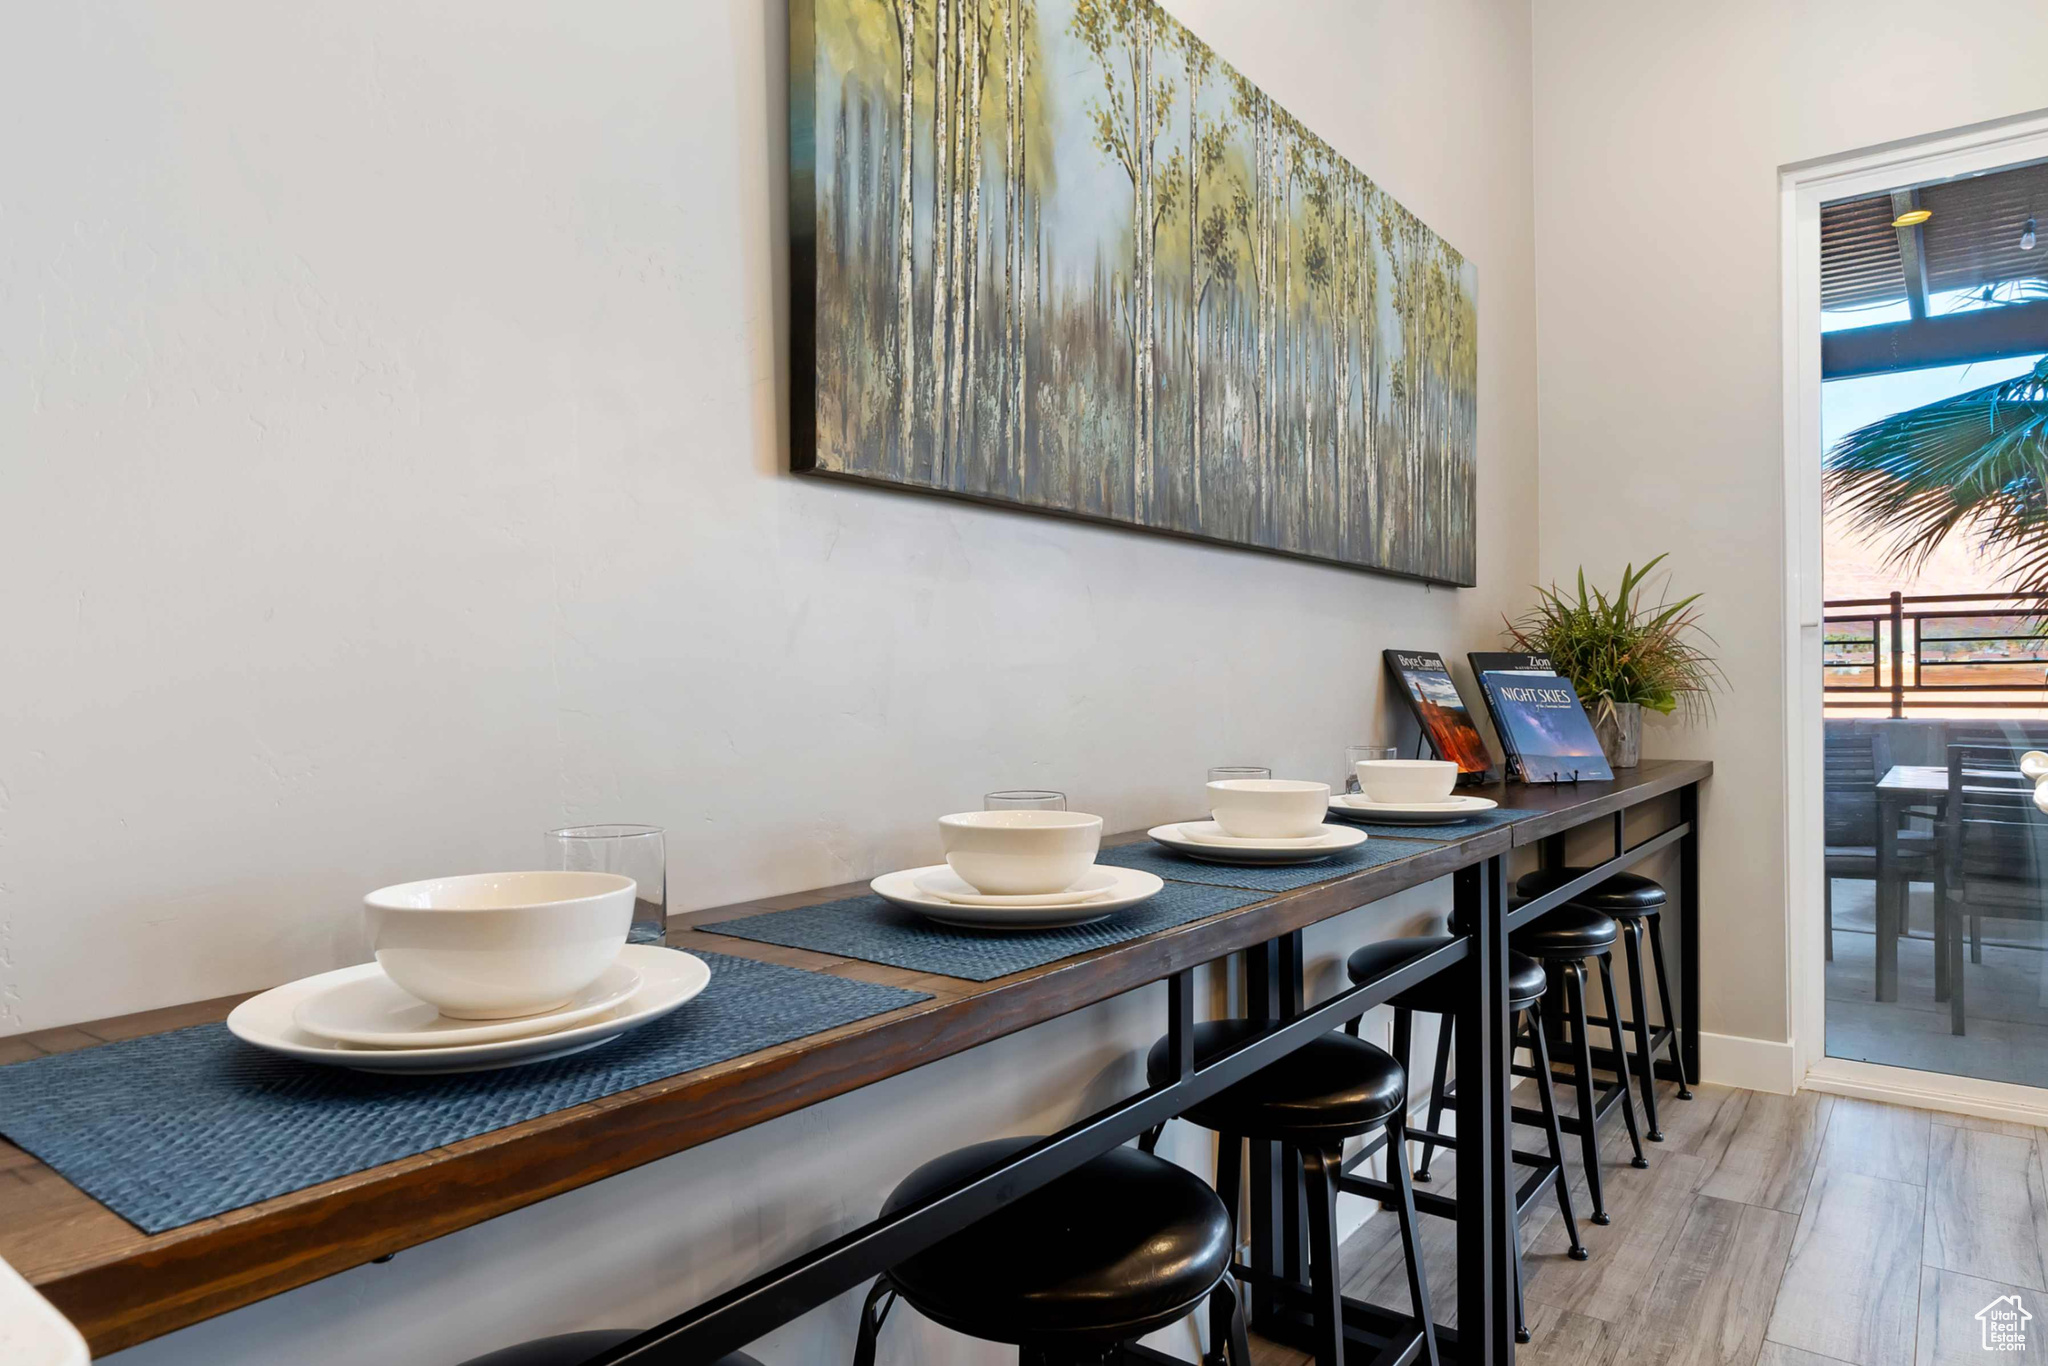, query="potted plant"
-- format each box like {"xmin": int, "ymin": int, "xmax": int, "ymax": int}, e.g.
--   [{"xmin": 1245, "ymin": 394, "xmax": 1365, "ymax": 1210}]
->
[{"xmin": 1503, "ymin": 555, "xmax": 1720, "ymax": 768}]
